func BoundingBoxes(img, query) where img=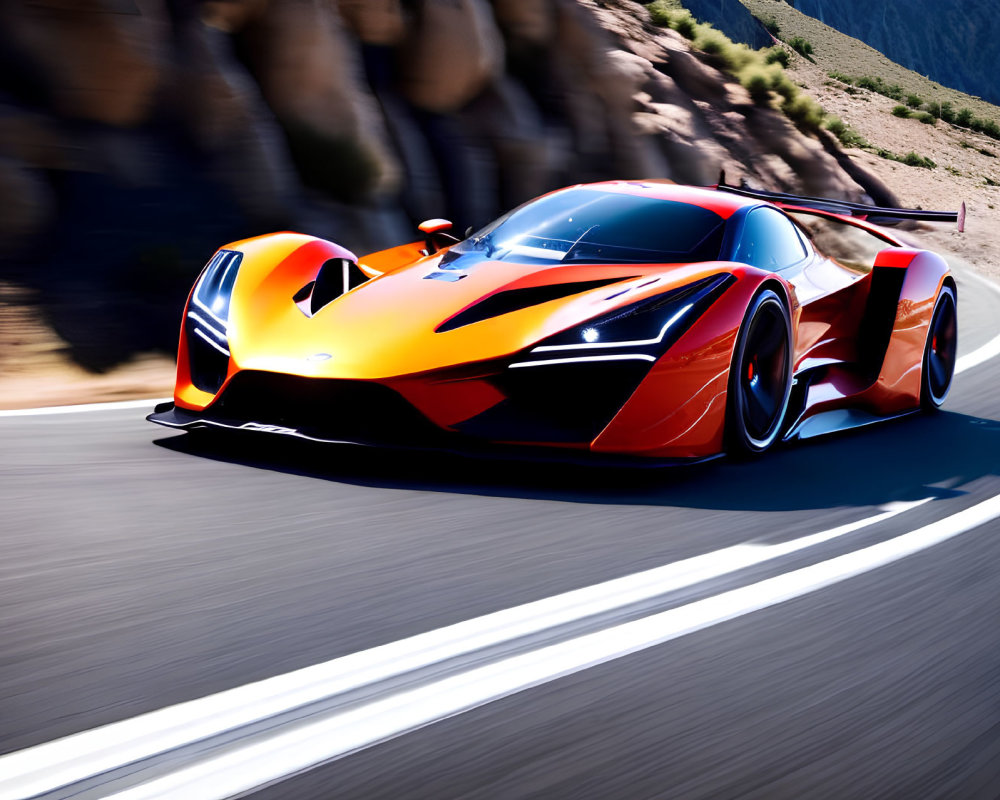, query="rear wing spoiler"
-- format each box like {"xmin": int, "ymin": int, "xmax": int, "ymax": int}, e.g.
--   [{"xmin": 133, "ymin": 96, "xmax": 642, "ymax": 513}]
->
[{"xmin": 715, "ymin": 175, "xmax": 965, "ymax": 232}]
